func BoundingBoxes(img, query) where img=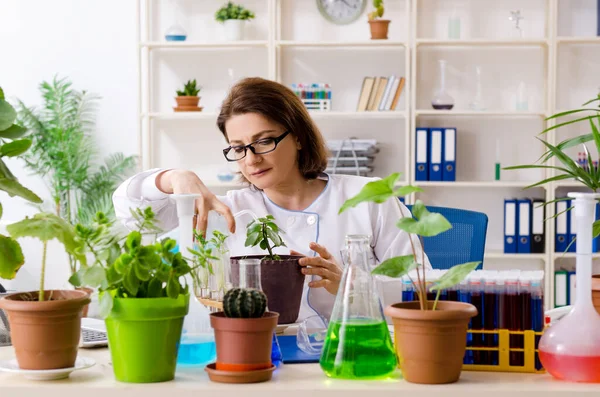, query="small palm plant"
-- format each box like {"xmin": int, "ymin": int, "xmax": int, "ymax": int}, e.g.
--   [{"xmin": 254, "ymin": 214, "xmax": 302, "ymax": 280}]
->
[{"xmin": 176, "ymin": 79, "xmax": 201, "ymax": 97}]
